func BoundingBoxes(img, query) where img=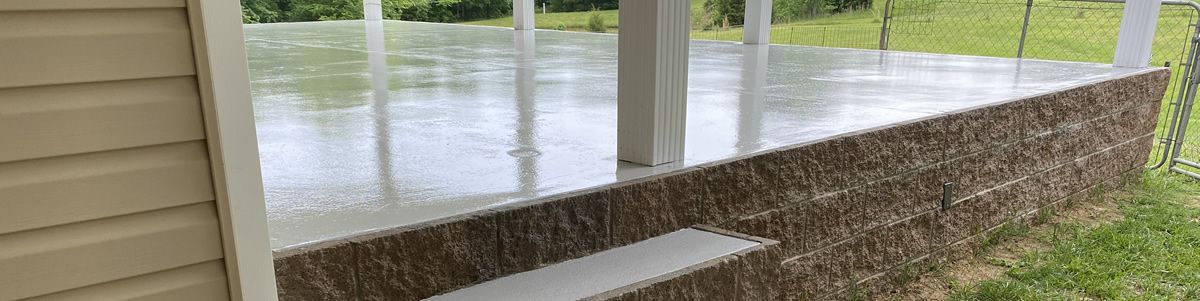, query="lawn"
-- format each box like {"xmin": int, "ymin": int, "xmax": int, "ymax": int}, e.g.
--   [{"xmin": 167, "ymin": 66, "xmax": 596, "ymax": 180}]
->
[{"xmin": 947, "ymin": 172, "xmax": 1200, "ymax": 300}]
